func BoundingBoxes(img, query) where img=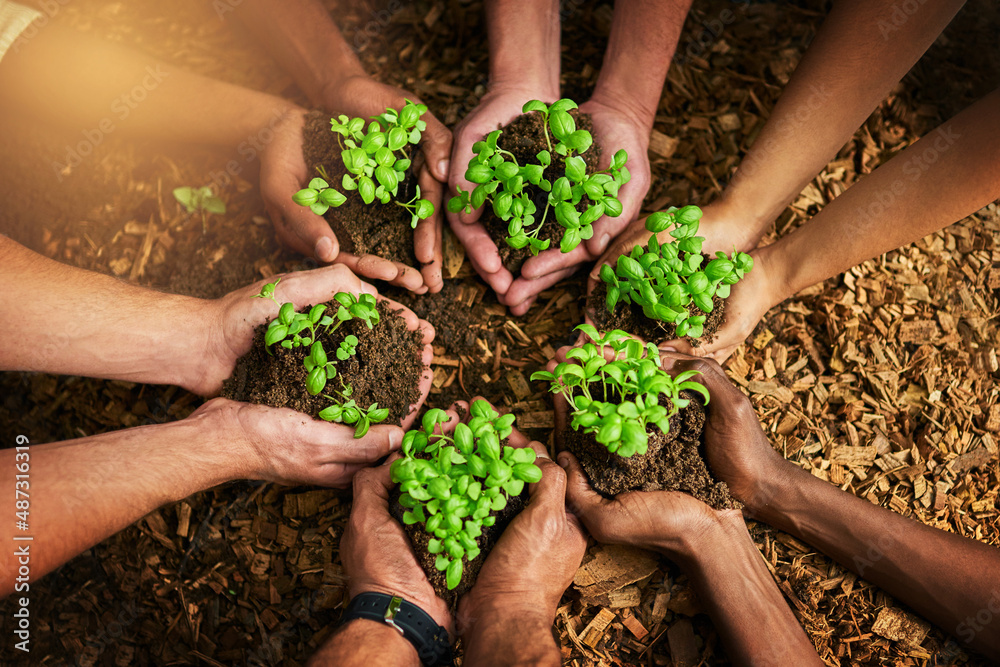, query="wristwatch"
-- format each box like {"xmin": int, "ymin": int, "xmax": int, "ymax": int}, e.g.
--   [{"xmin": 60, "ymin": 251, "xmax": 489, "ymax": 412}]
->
[{"xmin": 341, "ymin": 592, "xmax": 452, "ymax": 666}]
